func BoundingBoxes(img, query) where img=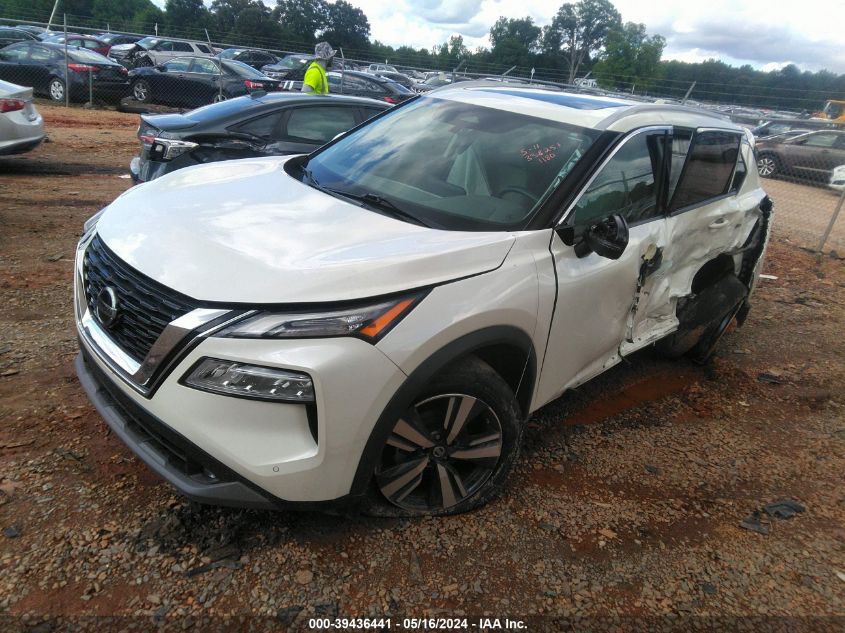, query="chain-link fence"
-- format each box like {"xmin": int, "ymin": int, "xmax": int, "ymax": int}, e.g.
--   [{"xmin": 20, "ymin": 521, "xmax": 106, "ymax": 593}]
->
[{"xmin": 754, "ymin": 131, "xmax": 845, "ymax": 256}]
